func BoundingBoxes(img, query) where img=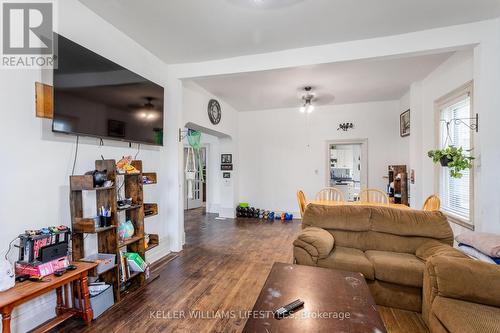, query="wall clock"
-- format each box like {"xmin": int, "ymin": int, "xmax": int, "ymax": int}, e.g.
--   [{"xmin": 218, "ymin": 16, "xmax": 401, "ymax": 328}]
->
[{"xmin": 208, "ymin": 99, "xmax": 221, "ymax": 125}]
